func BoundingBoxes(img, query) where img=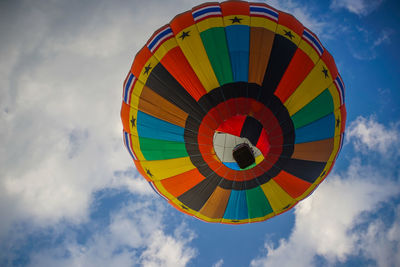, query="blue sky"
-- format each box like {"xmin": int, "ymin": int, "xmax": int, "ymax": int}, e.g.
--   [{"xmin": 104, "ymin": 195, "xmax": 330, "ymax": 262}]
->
[{"xmin": 1, "ymin": 0, "xmax": 399, "ymax": 266}]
